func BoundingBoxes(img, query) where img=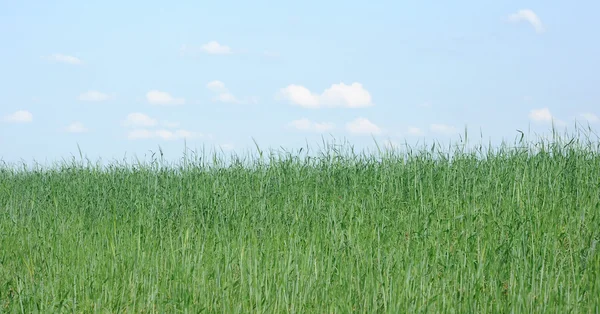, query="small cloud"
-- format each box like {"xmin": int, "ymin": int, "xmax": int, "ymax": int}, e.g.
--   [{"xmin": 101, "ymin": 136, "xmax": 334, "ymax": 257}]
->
[
  {"xmin": 43, "ymin": 54, "xmax": 83, "ymax": 65},
  {"xmin": 278, "ymin": 82, "xmax": 373, "ymax": 108},
  {"xmin": 123, "ymin": 113, "xmax": 200, "ymax": 140},
  {"xmin": 3, "ymin": 110, "xmax": 33, "ymax": 123},
  {"xmin": 206, "ymin": 81, "xmax": 256, "ymax": 104},
  {"xmin": 201, "ymin": 41, "xmax": 232, "ymax": 55},
  {"xmin": 127, "ymin": 128, "xmax": 202, "ymax": 141},
  {"xmin": 580, "ymin": 113, "xmax": 599, "ymax": 123},
  {"xmin": 123, "ymin": 112, "xmax": 158, "ymax": 127},
  {"xmin": 156, "ymin": 129, "xmax": 195, "ymax": 140},
  {"xmin": 146, "ymin": 90, "xmax": 185, "ymax": 106},
  {"xmin": 65, "ymin": 122, "xmax": 88, "ymax": 133},
  {"xmin": 78, "ymin": 90, "xmax": 111, "ymax": 102},
  {"xmin": 278, "ymin": 85, "xmax": 319, "ymax": 108},
  {"xmin": 206, "ymin": 80, "xmax": 227, "ymax": 93},
  {"xmin": 529, "ymin": 107, "xmax": 553, "ymax": 123},
  {"xmin": 430, "ymin": 124, "xmax": 458, "ymax": 135},
  {"xmin": 346, "ymin": 117, "xmax": 382, "ymax": 135},
  {"xmin": 508, "ymin": 9, "xmax": 545, "ymax": 33},
  {"xmin": 418, "ymin": 102, "xmax": 432, "ymax": 108},
  {"xmin": 407, "ymin": 126, "xmax": 425, "ymax": 136},
  {"xmin": 213, "ymin": 92, "xmax": 241, "ymax": 104},
  {"xmin": 532, "ymin": 111, "xmax": 567, "ymax": 126},
  {"xmin": 288, "ymin": 118, "xmax": 335, "ymax": 133}
]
